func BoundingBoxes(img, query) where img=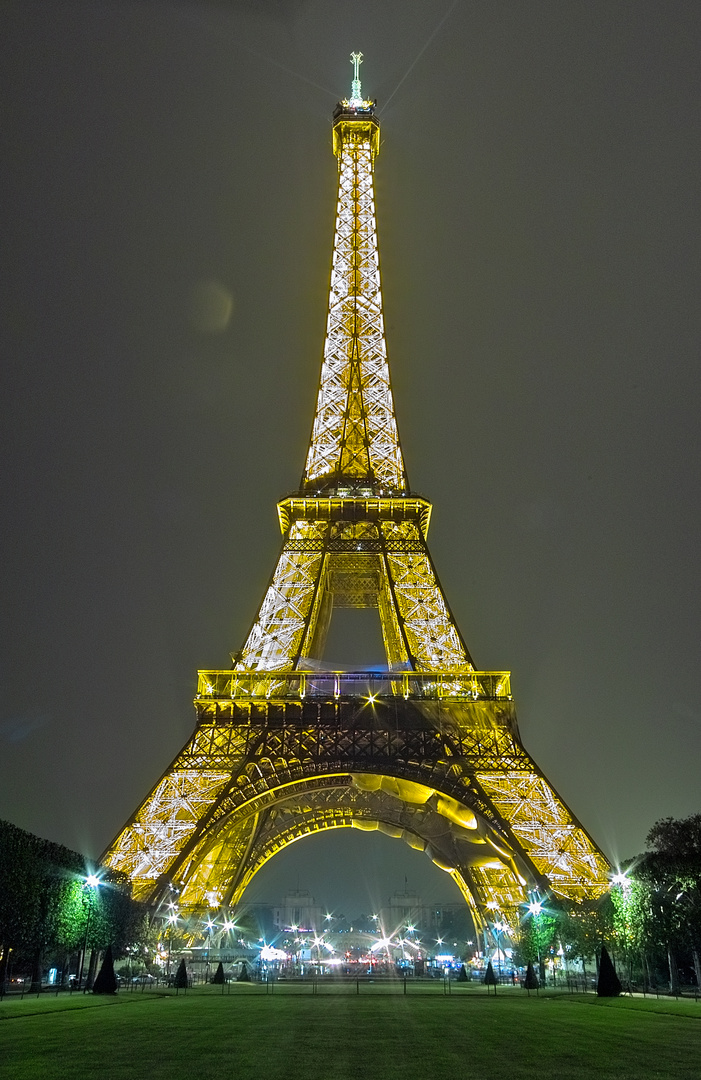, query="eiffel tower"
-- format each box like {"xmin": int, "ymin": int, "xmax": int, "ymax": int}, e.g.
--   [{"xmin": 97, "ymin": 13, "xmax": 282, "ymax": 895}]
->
[{"xmin": 104, "ymin": 55, "xmax": 610, "ymax": 934}]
